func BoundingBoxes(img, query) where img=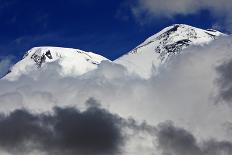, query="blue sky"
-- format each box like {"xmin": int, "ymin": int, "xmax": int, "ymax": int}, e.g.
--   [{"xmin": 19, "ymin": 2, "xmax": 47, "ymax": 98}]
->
[{"xmin": 0, "ymin": 0, "xmax": 230, "ymax": 61}]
